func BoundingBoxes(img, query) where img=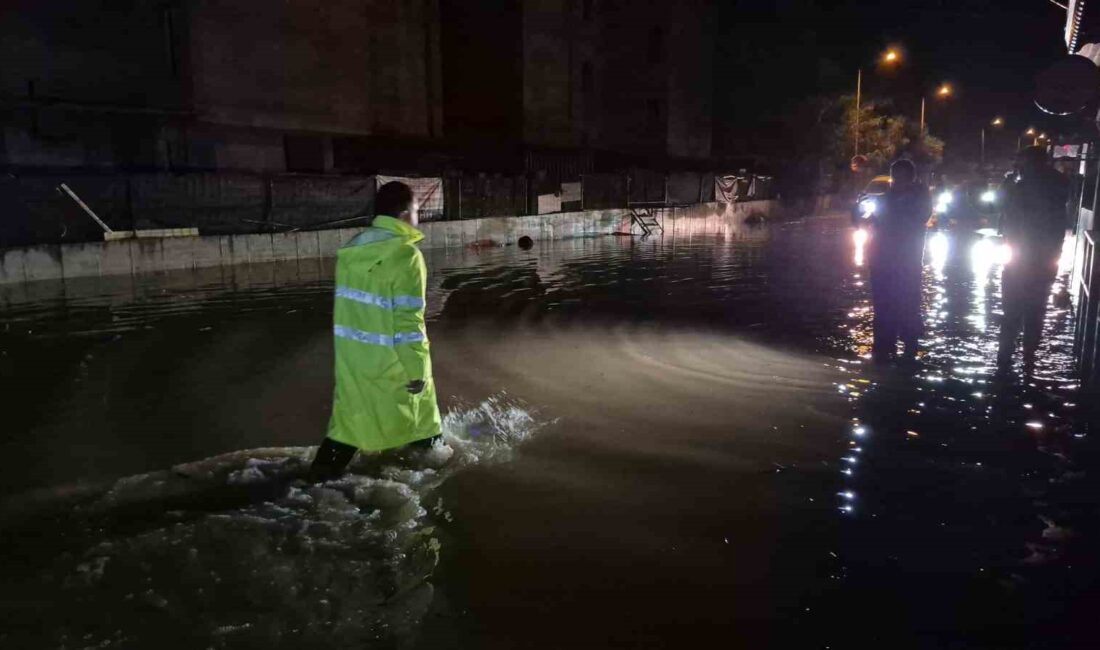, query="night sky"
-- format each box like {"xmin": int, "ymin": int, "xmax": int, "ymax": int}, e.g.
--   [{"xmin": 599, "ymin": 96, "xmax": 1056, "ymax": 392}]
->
[
  {"xmin": 833, "ymin": 0, "xmax": 1069, "ymax": 130},
  {"xmin": 719, "ymin": 0, "xmax": 1074, "ymax": 162}
]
